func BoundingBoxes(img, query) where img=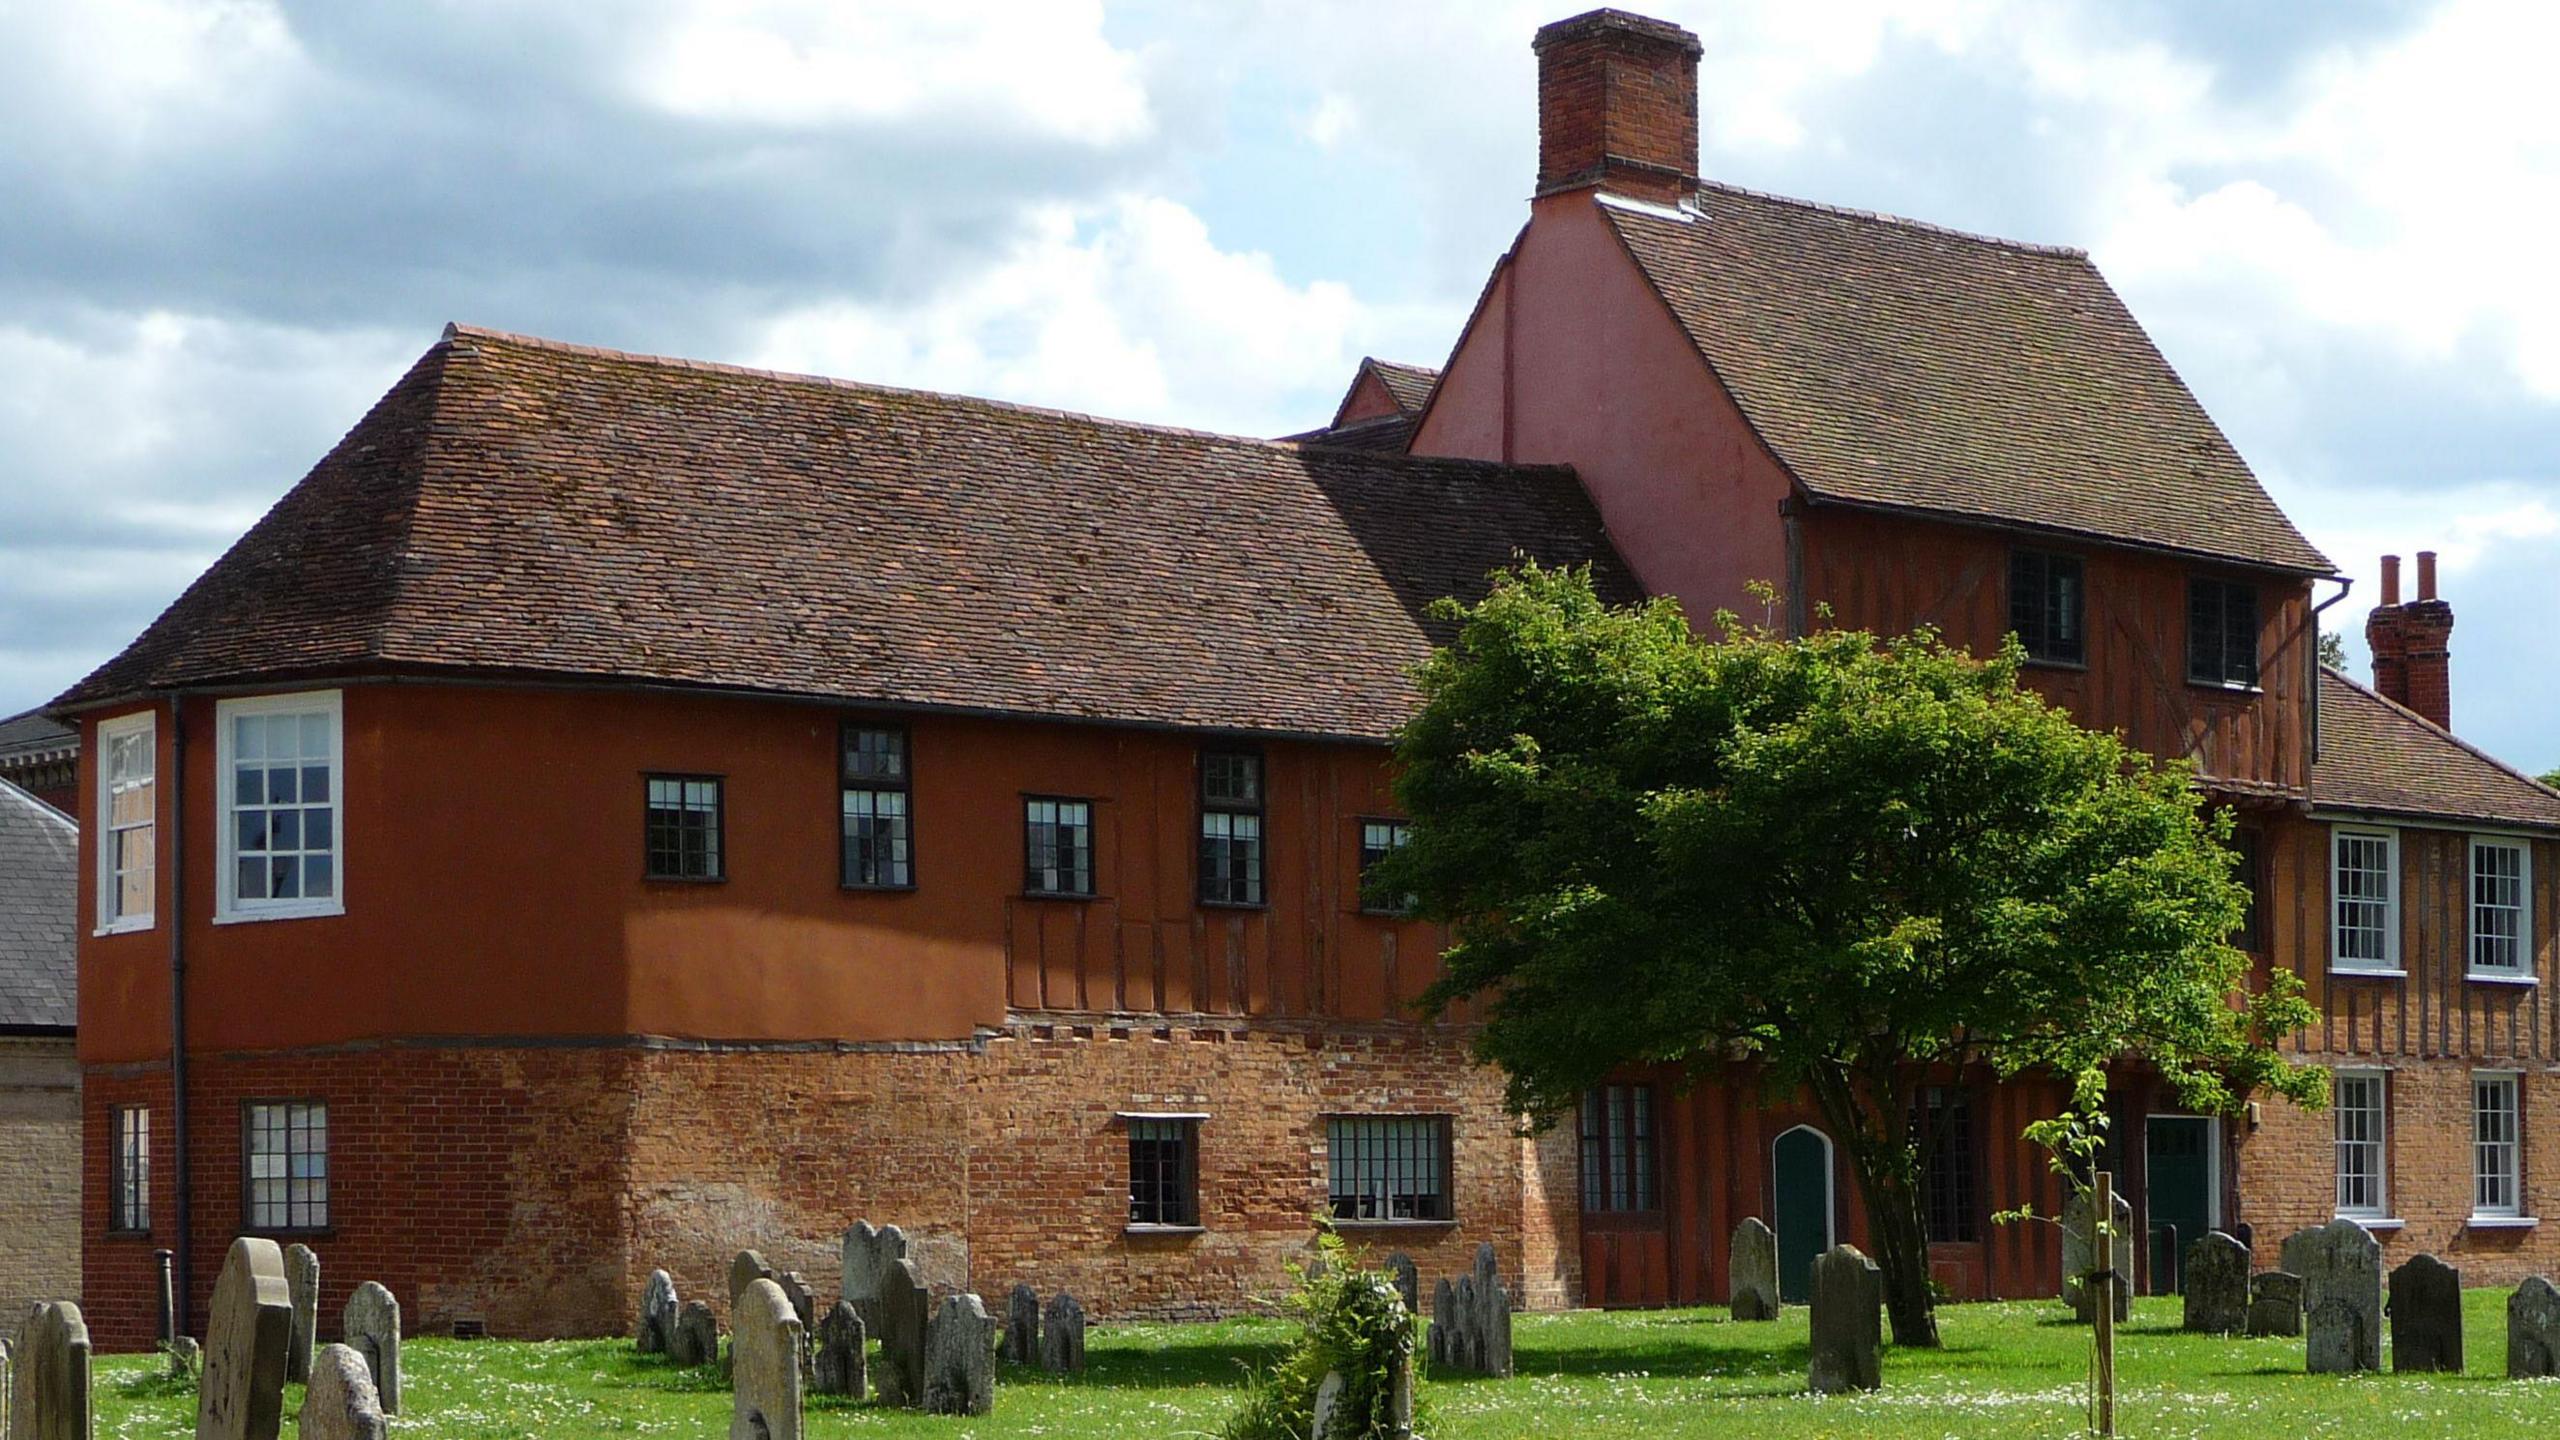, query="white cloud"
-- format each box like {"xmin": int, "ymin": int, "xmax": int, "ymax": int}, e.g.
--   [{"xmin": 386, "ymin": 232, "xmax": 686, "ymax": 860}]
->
[{"xmin": 1301, "ymin": 93, "xmax": 1358, "ymax": 150}]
